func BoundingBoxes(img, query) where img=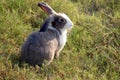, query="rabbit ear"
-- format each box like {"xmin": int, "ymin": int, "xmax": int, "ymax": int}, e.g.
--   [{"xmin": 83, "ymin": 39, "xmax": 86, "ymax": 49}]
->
[
  {"xmin": 39, "ymin": 17, "xmax": 51, "ymax": 32},
  {"xmin": 38, "ymin": 2, "xmax": 57, "ymax": 15}
]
